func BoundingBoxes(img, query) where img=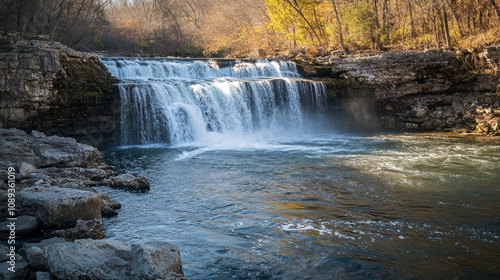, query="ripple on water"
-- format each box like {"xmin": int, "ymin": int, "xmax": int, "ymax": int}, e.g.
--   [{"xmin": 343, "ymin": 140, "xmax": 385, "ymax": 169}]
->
[{"xmin": 102, "ymin": 133, "xmax": 500, "ymax": 279}]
